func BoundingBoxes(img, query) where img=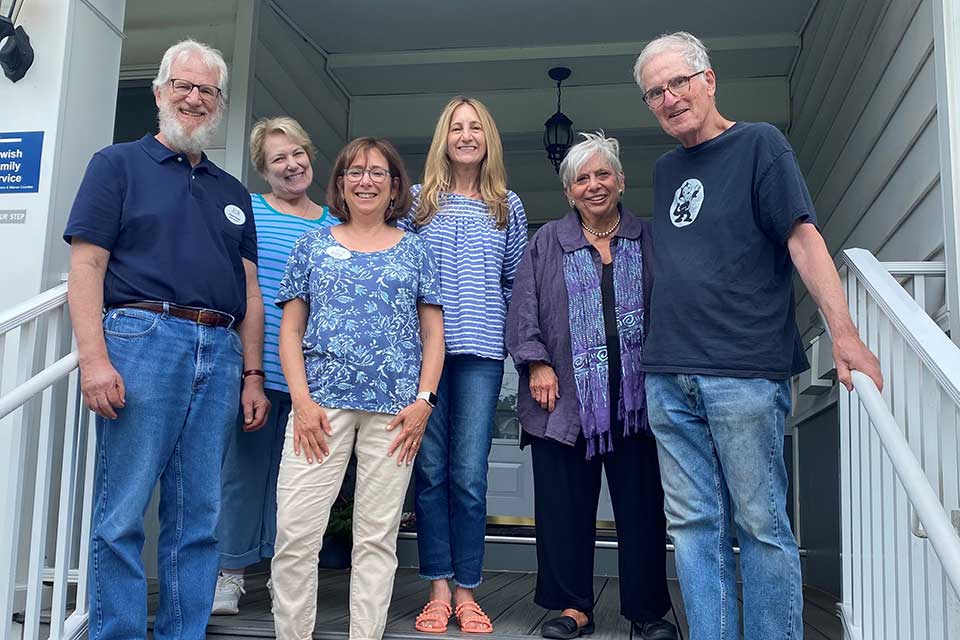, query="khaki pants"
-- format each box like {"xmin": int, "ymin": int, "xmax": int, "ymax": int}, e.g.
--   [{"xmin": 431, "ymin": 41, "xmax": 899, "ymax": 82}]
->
[{"xmin": 271, "ymin": 408, "xmax": 413, "ymax": 640}]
